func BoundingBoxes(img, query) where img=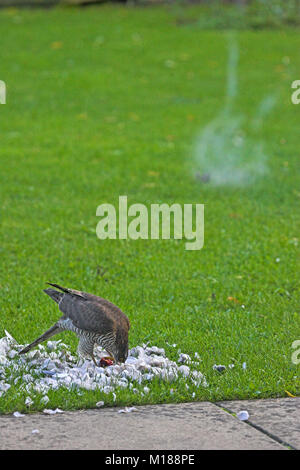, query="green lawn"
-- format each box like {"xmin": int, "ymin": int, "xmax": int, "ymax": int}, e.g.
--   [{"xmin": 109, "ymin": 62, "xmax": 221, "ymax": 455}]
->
[{"xmin": 0, "ymin": 4, "xmax": 299, "ymax": 414}]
